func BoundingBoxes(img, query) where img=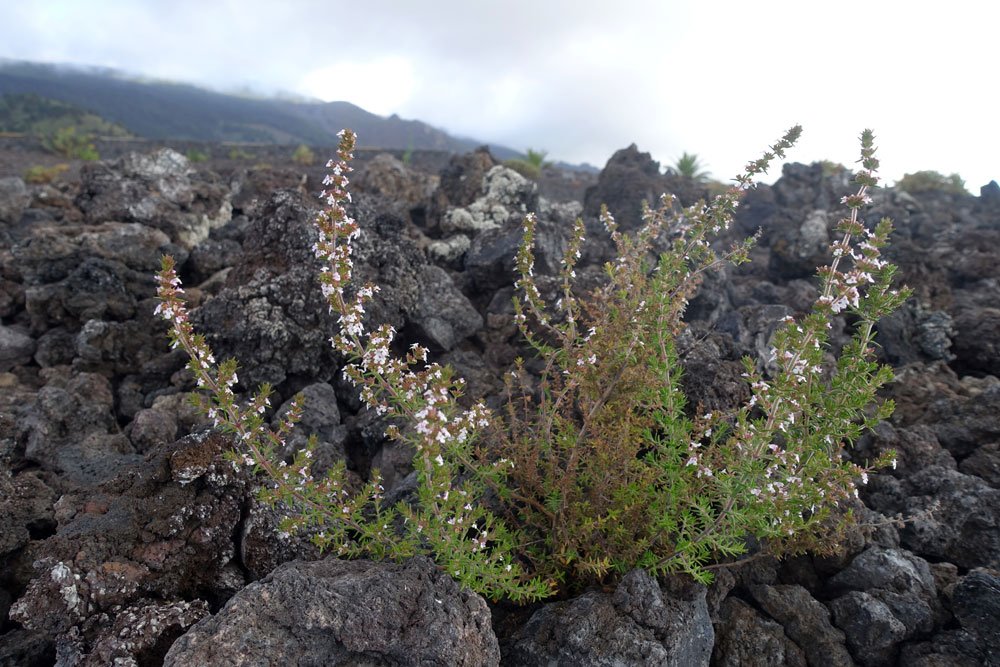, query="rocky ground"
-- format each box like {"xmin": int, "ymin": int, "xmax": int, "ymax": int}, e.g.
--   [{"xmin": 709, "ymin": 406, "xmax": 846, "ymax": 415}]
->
[{"xmin": 0, "ymin": 138, "xmax": 998, "ymax": 666}]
